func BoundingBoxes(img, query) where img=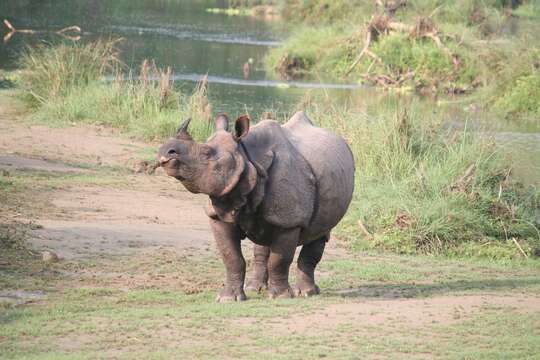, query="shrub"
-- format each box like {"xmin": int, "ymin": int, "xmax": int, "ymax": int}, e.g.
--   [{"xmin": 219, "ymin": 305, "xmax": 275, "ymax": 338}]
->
[{"xmin": 494, "ymin": 69, "xmax": 540, "ymax": 119}]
